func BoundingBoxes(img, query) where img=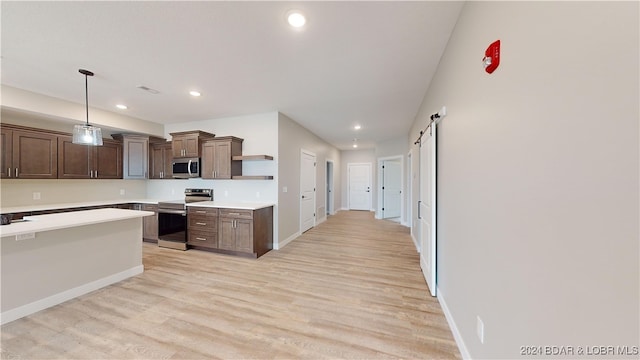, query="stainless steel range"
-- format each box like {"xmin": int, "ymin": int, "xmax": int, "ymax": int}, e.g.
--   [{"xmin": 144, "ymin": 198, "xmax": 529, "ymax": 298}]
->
[{"xmin": 157, "ymin": 188, "xmax": 213, "ymax": 250}]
